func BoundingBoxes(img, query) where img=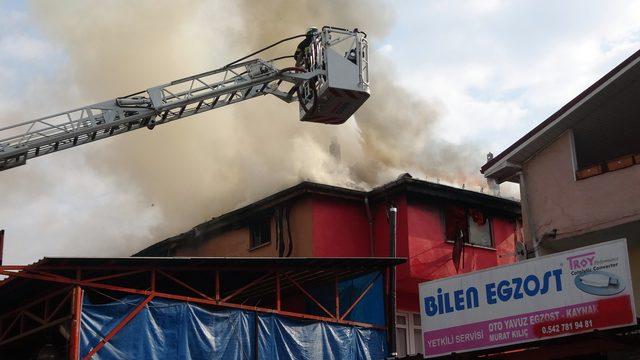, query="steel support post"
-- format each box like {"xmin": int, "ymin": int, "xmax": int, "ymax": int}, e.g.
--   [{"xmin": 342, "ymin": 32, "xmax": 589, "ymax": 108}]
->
[
  {"xmin": 276, "ymin": 273, "xmax": 281, "ymax": 311},
  {"xmin": 335, "ymin": 273, "xmax": 340, "ymax": 319},
  {"xmin": 215, "ymin": 270, "xmax": 220, "ymax": 301},
  {"xmin": 388, "ymin": 206, "xmax": 398, "ymax": 358},
  {"xmin": 0, "ymin": 229, "xmax": 4, "ymax": 266},
  {"xmin": 69, "ymin": 286, "xmax": 83, "ymax": 360}
]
